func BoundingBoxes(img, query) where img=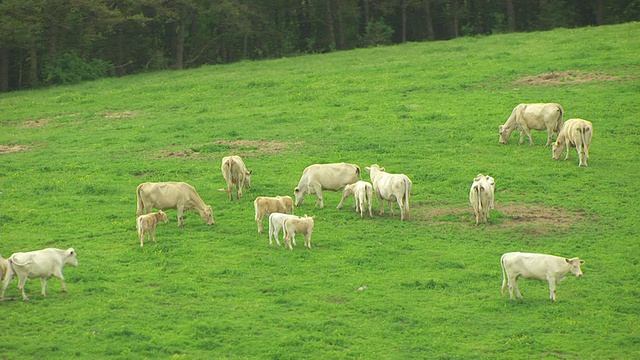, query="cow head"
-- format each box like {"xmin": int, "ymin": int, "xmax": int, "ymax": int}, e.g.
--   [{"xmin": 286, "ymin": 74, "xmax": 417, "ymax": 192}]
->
[
  {"xmin": 294, "ymin": 187, "xmax": 304, "ymax": 206},
  {"xmin": 499, "ymin": 125, "xmax": 512, "ymax": 144},
  {"xmin": 65, "ymin": 248, "xmax": 79, "ymax": 267},
  {"xmin": 565, "ymin": 257, "xmax": 585, "ymax": 277},
  {"xmin": 551, "ymin": 141, "xmax": 564, "ymax": 160},
  {"xmin": 201, "ymin": 205, "xmax": 215, "ymax": 225},
  {"xmin": 158, "ymin": 210, "xmax": 169, "ymax": 223},
  {"xmin": 244, "ymin": 170, "xmax": 253, "ymax": 189}
]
